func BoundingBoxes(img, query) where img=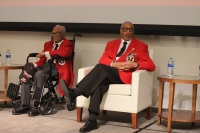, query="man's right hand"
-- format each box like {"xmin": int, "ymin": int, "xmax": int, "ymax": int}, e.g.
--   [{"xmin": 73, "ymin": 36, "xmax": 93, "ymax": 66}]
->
[
  {"xmin": 112, "ymin": 62, "xmax": 125, "ymax": 70},
  {"xmin": 112, "ymin": 61, "xmax": 138, "ymax": 71}
]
